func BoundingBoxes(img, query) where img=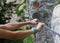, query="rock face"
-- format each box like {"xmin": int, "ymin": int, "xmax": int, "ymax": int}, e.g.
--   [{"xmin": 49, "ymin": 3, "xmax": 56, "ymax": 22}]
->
[
  {"xmin": 25, "ymin": 0, "xmax": 57, "ymax": 43},
  {"xmin": 51, "ymin": 4, "xmax": 60, "ymax": 43}
]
